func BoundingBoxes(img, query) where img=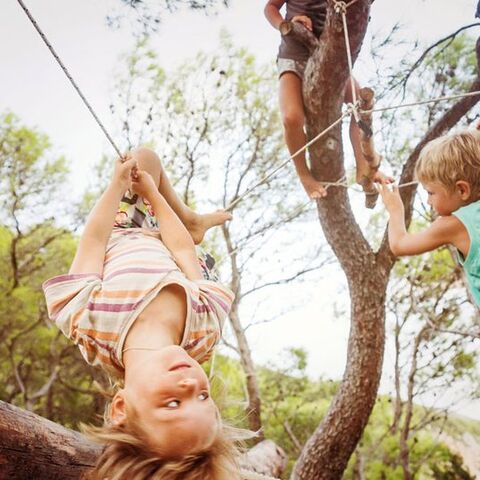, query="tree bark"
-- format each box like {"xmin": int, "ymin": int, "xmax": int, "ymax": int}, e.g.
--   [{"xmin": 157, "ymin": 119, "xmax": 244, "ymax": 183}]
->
[
  {"xmin": 0, "ymin": 400, "xmax": 101, "ymax": 480},
  {"xmin": 292, "ymin": 3, "xmax": 387, "ymax": 477},
  {"xmin": 0, "ymin": 401, "xmax": 285, "ymax": 480},
  {"xmin": 241, "ymin": 439, "xmax": 288, "ymax": 478},
  {"xmin": 289, "ymin": 1, "xmax": 480, "ymax": 479}
]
